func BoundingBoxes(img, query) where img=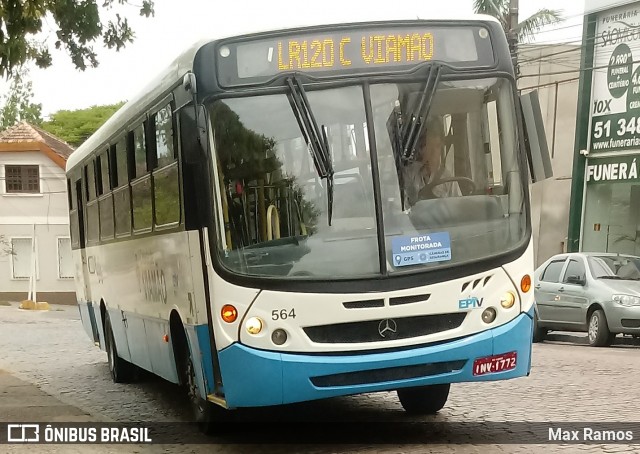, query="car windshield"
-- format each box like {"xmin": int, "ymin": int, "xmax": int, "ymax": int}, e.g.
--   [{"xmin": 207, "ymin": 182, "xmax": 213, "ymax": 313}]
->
[
  {"xmin": 207, "ymin": 77, "xmax": 526, "ymax": 280},
  {"xmin": 589, "ymin": 255, "xmax": 640, "ymax": 280}
]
